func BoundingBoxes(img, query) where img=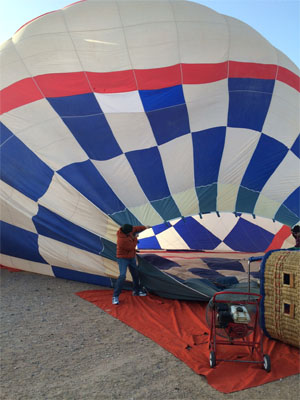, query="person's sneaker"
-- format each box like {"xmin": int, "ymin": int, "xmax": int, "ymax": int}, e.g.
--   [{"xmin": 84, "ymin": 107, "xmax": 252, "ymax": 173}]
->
[
  {"xmin": 112, "ymin": 296, "xmax": 119, "ymax": 305},
  {"xmin": 133, "ymin": 290, "xmax": 147, "ymax": 296}
]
